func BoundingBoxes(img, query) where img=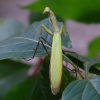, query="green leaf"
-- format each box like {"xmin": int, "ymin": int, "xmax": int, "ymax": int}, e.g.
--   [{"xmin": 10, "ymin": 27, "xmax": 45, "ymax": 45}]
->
[
  {"xmin": 0, "ymin": 59, "xmax": 30, "ymax": 99},
  {"xmin": 29, "ymin": 11, "xmax": 48, "ymax": 24},
  {"xmin": 3, "ymin": 78, "xmax": 34, "ymax": 100},
  {"xmin": 62, "ymin": 76, "xmax": 100, "ymax": 100},
  {"xmin": 63, "ymin": 69, "xmax": 76, "ymax": 83},
  {"xmin": 0, "ymin": 18, "xmax": 72, "ymax": 60},
  {"xmin": 87, "ymin": 36, "xmax": 100, "ymax": 58},
  {"xmin": 0, "ymin": 19, "xmax": 24, "ymax": 41},
  {"xmin": 21, "ymin": 0, "xmax": 100, "ymax": 23}
]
